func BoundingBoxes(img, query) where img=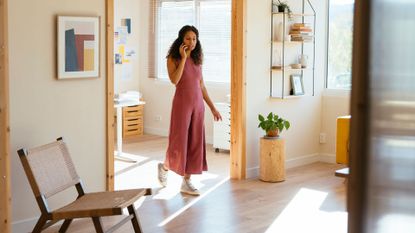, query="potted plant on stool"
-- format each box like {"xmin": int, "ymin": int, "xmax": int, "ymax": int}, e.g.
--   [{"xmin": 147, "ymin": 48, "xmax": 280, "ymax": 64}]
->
[
  {"xmin": 258, "ymin": 112, "xmax": 290, "ymax": 138},
  {"xmin": 258, "ymin": 112, "xmax": 291, "ymax": 182}
]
